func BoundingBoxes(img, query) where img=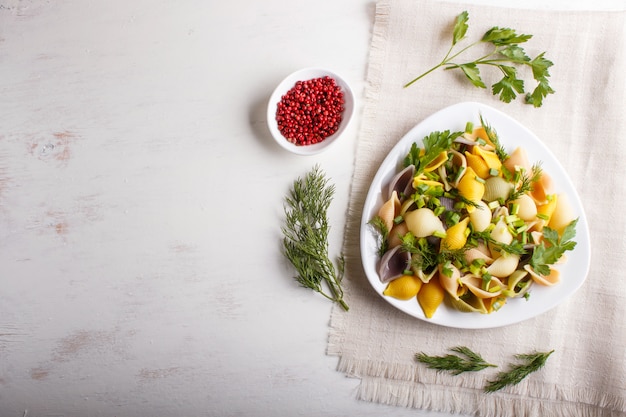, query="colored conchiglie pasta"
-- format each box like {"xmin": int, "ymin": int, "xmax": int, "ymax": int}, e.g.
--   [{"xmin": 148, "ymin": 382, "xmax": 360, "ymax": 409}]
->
[
  {"xmin": 449, "ymin": 293, "xmax": 488, "ymax": 314},
  {"xmin": 386, "ymin": 165, "xmax": 415, "ymax": 200},
  {"xmin": 548, "ymin": 193, "xmax": 576, "ymax": 236},
  {"xmin": 524, "ymin": 264, "xmax": 561, "ymax": 286},
  {"xmin": 531, "ymin": 172, "xmax": 554, "ymax": 204},
  {"xmin": 383, "ymin": 274, "xmax": 423, "ymax": 300},
  {"xmin": 457, "ymin": 166, "xmax": 485, "ymax": 212},
  {"xmin": 438, "ymin": 263, "xmax": 462, "ymax": 300},
  {"xmin": 465, "ymin": 151, "xmax": 491, "ymax": 179},
  {"xmin": 536, "ymin": 195, "xmax": 558, "ymax": 227},
  {"xmin": 511, "ymin": 193, "xmax": 537, "ymax": 221},
  {"xmin": 404, "ymin": 207, "xmax": 444, "ymax": 238},
  {"xmin": 377, "ymin": 190, "xmax": 401, "ymax": 232},
  {"xmin": 460, "ymin": 275, "xmax": 504, "ymax": 299},
  {"xmin": 387, "ymin": 222, "xmax": 409, "ymax": 249},
  {"xmin": 423, "ymin": 151, "xmax": 449, "ymax": 172},
  {"xmin": 417, "ymin": 278, "xmax": 445, "ymax": 318},
  {"xmin": 489, "ymin": 215, "xmax": 513, "ymax": 258},
  {"xmin": 469, "ymin": 200, "xmax": 492, "ymax": 232},
  {"xmin": 486, "ymin": 253, "xmax": 520, "ymax": 278},
  {"xmin": 504, "ymin": 147, "xmax": 532, "ymax": 174},
  {"xmin": 442, "ymin": 217, "xmax": 470, "ymax": 250},
  {"xmin": 483, "ymin": 176, "xmax": 513, "ymax": 203}
]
